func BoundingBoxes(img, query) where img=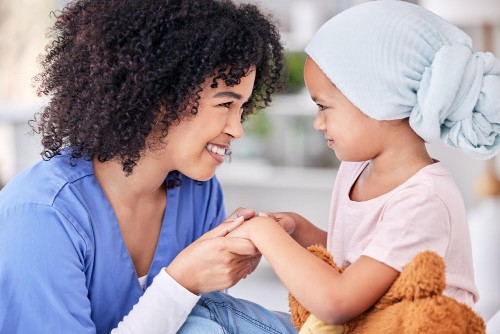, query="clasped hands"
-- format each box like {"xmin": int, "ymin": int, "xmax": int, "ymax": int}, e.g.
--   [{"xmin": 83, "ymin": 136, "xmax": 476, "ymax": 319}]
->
[{"xmin": 166, "ymin": 208, "xmax": 295, "ymax": 295}]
